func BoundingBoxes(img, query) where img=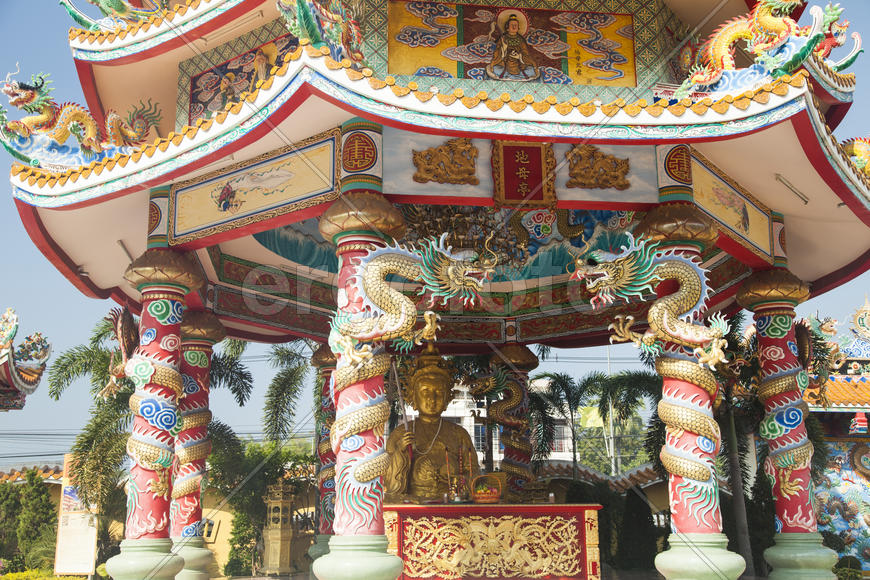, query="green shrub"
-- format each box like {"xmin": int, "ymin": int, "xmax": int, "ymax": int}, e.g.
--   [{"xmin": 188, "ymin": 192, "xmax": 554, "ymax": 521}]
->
[
  {"xmin": 0, "ymin": 570, "xmax": 82, "ymax": 579},
  {"xmin": 16, "ymin": 472, "xmax": 56, "ymax": 558},
  {"xmin": 833, "ymin": 556, "xmax": 863, "ymax": 580},
  {"xmin": 223, "ymin": 513, "xmax": 257, "ymax": 577}
]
